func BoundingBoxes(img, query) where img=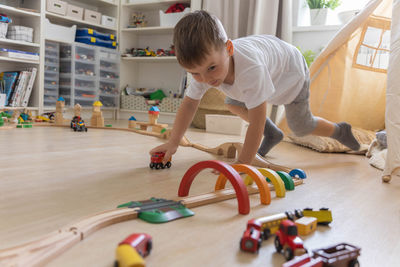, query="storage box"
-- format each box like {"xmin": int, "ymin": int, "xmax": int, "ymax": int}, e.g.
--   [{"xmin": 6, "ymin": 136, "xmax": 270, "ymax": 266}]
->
[
  {"xmin": 205, "ymin": 114, "xmax": 248, "ymax": 136},
  {"xmin": 159, "ymin": 7, "xmax": 190, "ymax": 27},
  {"xmin": 84, "ymin": 9, "xmax": 101, "ymax": 25},
  {"xmin": 46, "ymin": 0, "xmax": 67, "ymax": 16},
  {"xmin": 45, "ymin": 18, "xmax": 76, "ymax": 44},
  {"xmin": 0, "ymin": 93, "xmax": 6, "ymax": 107},
  {"xmin": 0, "ymin": 22, "xmax": 8, "ymax": 38},
  {"xmin": 75, "ymin": 36, "xmax": 117, "ymax": 49},
  {"xmin": 101, "ymin": 15, "xmax": 116, "ymax": 28},
  {"xmin": 6, "ymin": 25, "xmax": 33, "ymax": 43},
  {"xmin": 67, "ymin": 4, "xmax": 83, "ymax": 20}
]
